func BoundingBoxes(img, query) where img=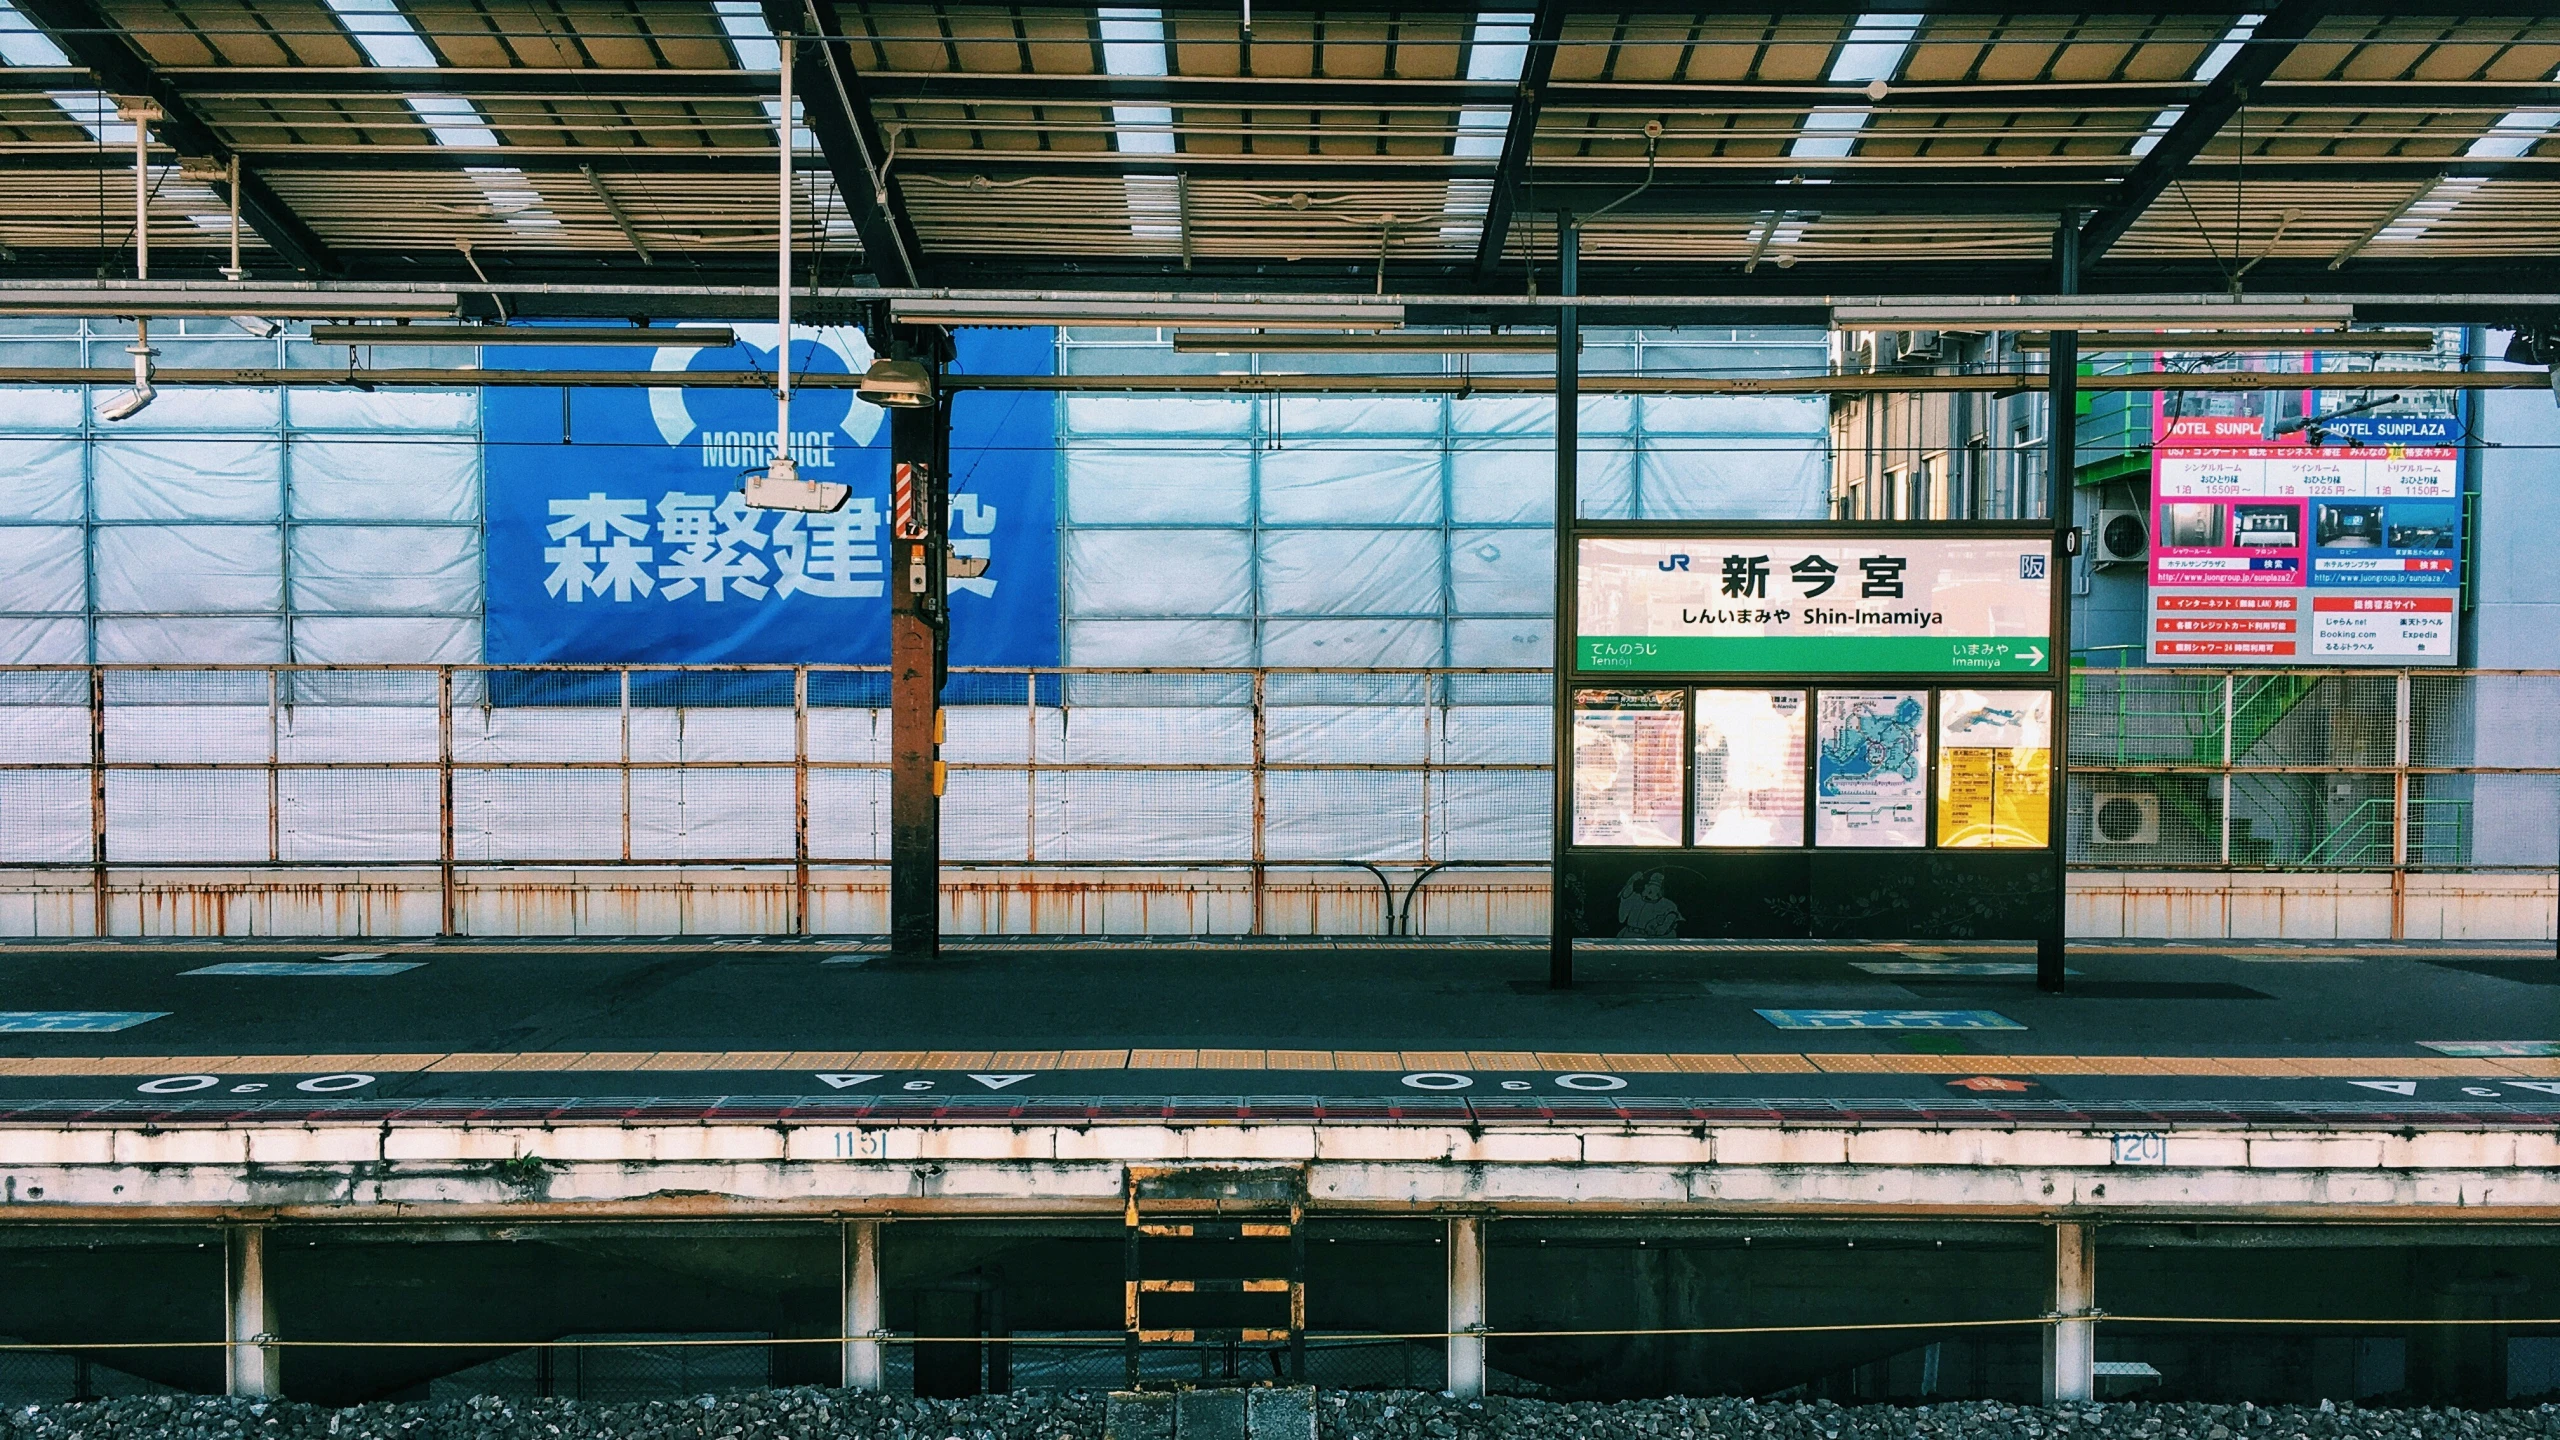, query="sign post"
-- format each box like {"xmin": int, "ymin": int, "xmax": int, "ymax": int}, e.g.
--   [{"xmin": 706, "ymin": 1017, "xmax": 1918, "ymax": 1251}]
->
[{"xmin": 1556, "ymin": 524, "xmax": 2065, "ymax": 946}]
